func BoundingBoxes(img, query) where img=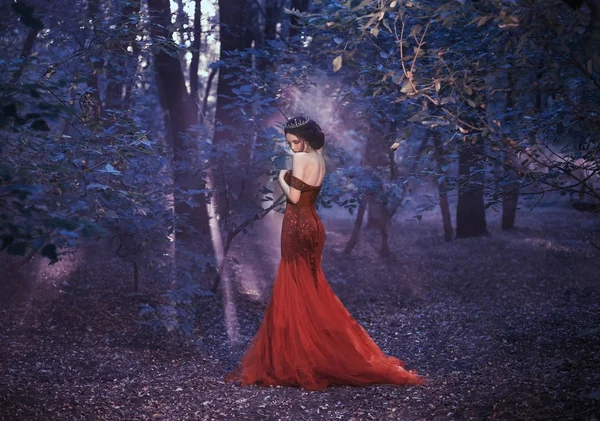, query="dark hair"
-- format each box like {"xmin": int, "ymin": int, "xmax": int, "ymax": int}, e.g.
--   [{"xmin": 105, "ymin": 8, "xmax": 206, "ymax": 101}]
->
[{"xmin": 283, "ymin": 117, "xmax": 325, "ymax": 150}]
